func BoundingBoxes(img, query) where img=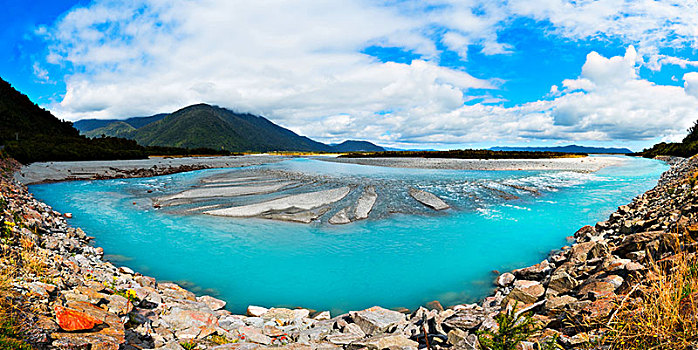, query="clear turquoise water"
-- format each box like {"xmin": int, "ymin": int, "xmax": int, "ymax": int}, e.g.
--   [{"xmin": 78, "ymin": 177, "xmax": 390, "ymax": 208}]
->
[{"xmin": 29, "ymin": 157, "xmax": 667, "ymax": 314}]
